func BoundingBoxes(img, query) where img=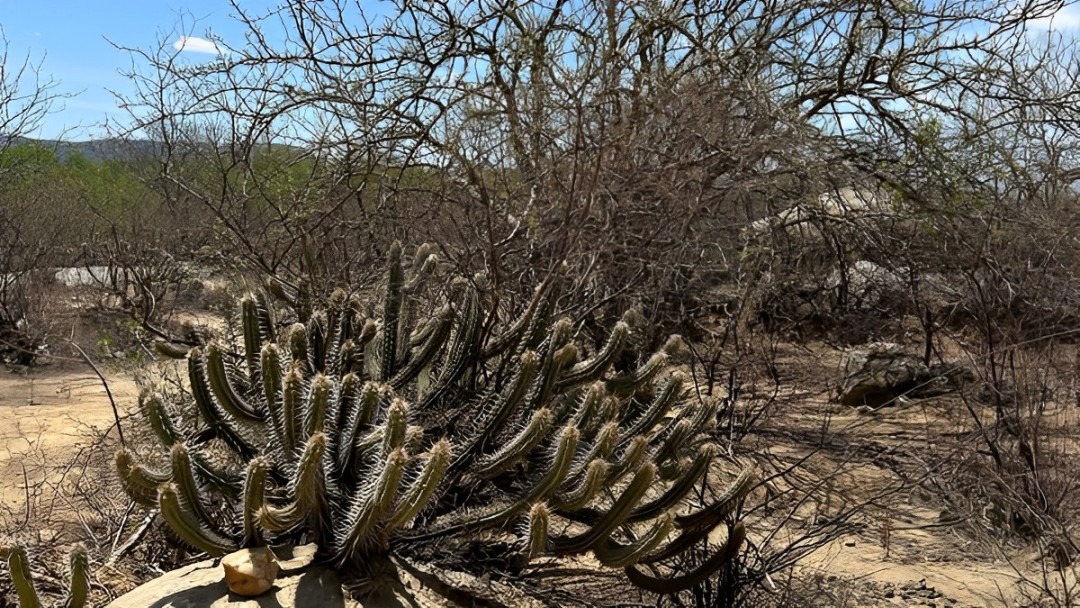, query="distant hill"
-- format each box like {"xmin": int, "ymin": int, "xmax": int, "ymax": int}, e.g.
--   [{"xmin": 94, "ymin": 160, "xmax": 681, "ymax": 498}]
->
[{"xmin": 0, "ymin": 137, "xmax": 165, "ymax": 163}]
